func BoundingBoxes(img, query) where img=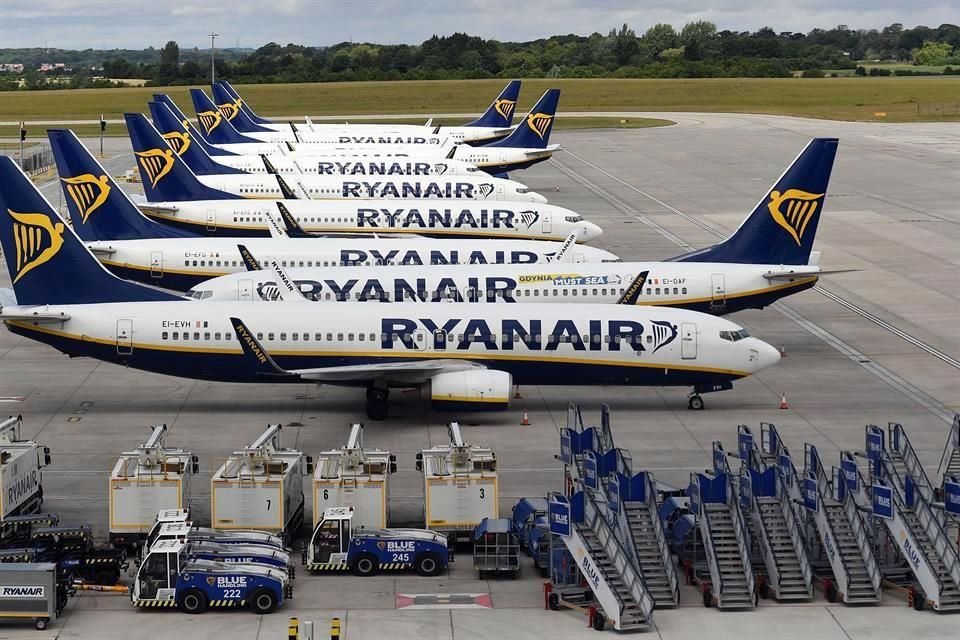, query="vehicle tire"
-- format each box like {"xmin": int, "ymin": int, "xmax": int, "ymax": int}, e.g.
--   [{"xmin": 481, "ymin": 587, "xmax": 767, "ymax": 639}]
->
[
  {"xmin": 414, "ymin": 552, "xmax": 443, "ymax": 577},
  {"xmin": 912, "ymin": 588, "xmax": 925, "ymax": 611},
  {"xmin": 826, "ymin": 582, "xmax": 838, "ymax": 603},
  {"xmin": 548, "ymin": 592, "xmax": 560, "ymax": 611},
  {"xmin": 353, "ymin": 554, "xmax": 379, "ymax": 577},
  {"xmin": 592, "ymin": 613, "xmax": 605, "ymax": 631},
  {"xmin": 92, "ymin": 569, "xmax": 118, "ymax": 586},
  {"xmin": 35, "ymin": 618, "xmax": 49, "ymax": 631},
  {"xmin": 250, "ymin": 588, "xmax": 278, "ymax": 615},
  {"xmin": 179, "ymin": 589, "xmax": 208, "ymax": 614},
  {"xmin": 702, "ymin": 587, "xmax": 712, "ymax": 608},
  {"xmin": 688, "ymin": 395, "xmax": 705, "ymax": 411}
]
